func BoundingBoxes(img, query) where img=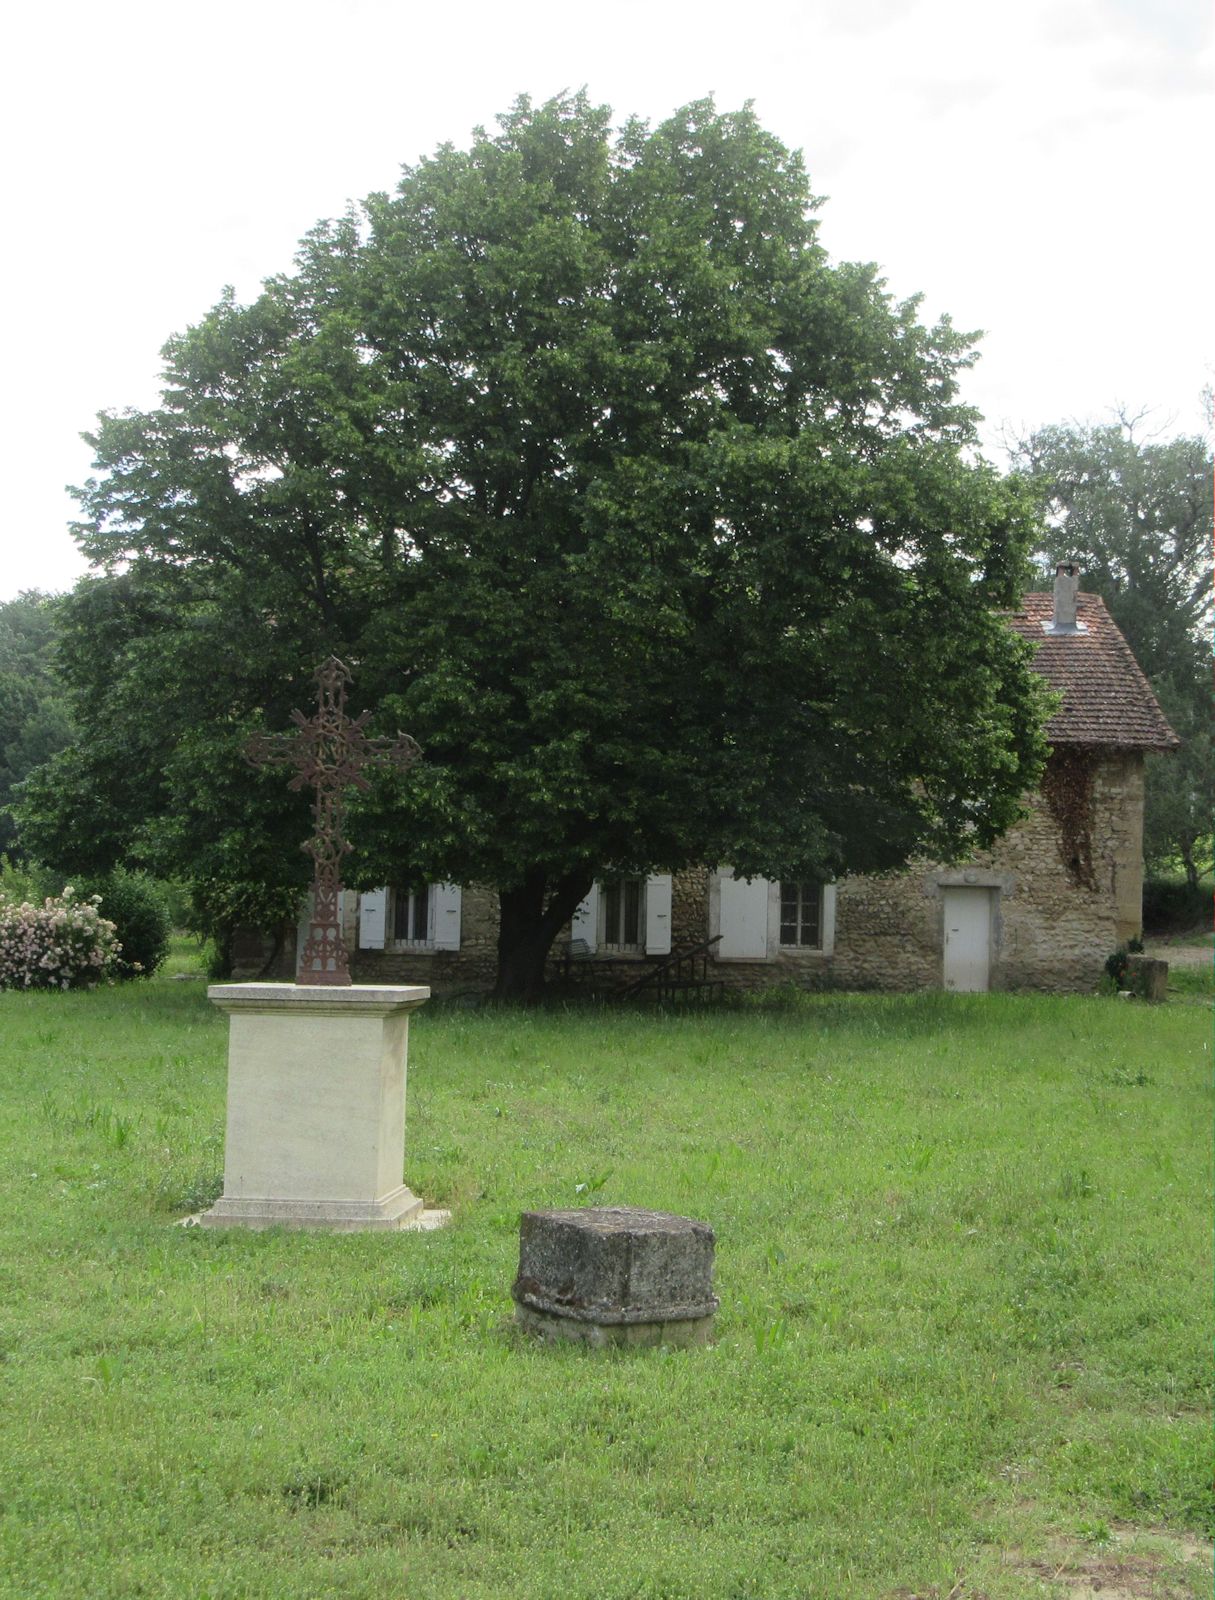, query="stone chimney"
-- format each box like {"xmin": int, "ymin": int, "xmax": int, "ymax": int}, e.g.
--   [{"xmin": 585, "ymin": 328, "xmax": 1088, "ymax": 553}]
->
[{"xmin": 1045, "ymin": 560, "xmax": 1086, "ymax": 634}]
